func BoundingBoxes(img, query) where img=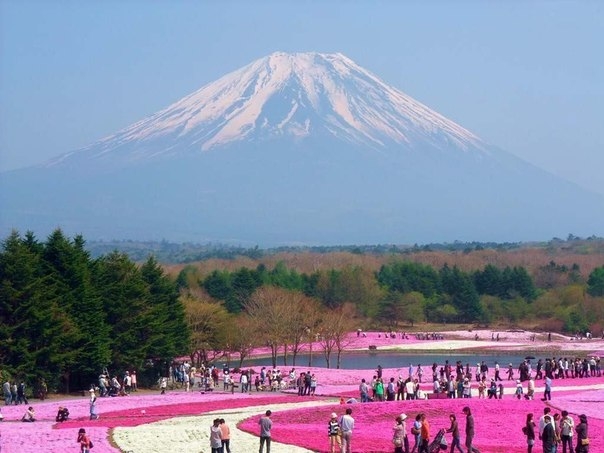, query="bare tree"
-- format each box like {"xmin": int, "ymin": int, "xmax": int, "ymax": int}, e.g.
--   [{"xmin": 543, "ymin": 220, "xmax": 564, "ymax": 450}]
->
[
  {"xmin": 244, "ymin": 286, "xmax": 291, "ymax": 367},
  {"xmin": 319, "ymin": 303, "xmax": 357, "ymax": 369},
  {"xmin": 182, "ymin": 294, "xmax": 230, "ymax": 367},
  {"xmin": 224, "ymin": 316, "xmax": 256, "ymax": 368},
  {"xmin": 287, "ymin": 295, "xmax": 321, "ymax": 366}
]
